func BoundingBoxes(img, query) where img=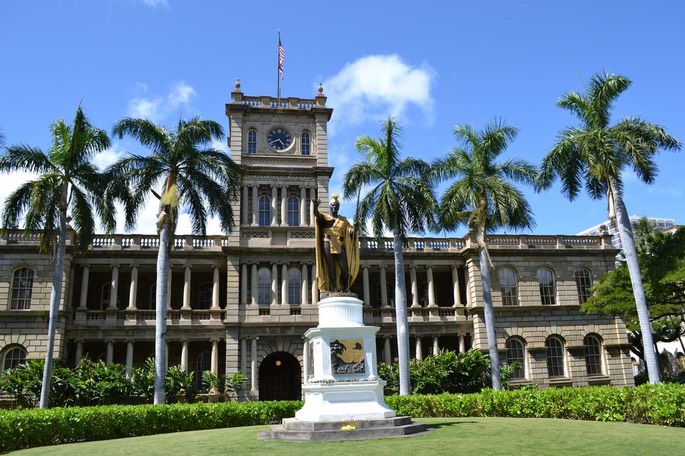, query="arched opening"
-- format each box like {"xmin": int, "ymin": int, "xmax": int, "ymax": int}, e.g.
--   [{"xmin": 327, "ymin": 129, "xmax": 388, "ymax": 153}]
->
[{"xmin": 259, "ymin": 351, "xmax": 301, "ymax": 401}]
